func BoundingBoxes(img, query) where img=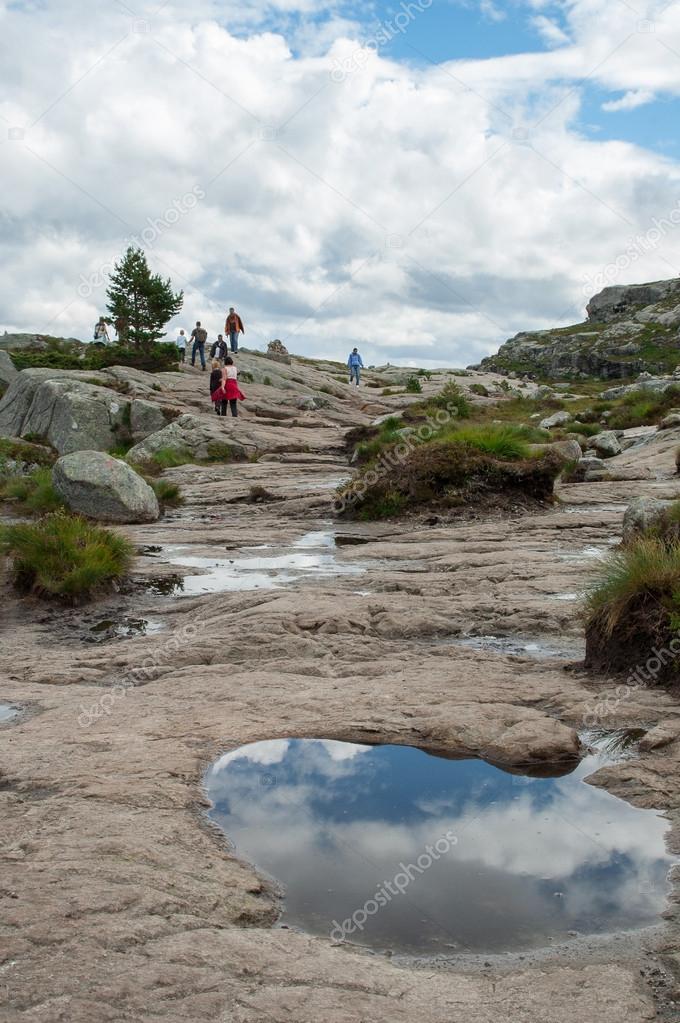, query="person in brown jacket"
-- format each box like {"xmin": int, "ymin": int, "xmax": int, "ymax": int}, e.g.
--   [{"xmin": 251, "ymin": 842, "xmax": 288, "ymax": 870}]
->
[{"xmin": 225, "ymin": 307, "xmax": 245, "ymax": 354}]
